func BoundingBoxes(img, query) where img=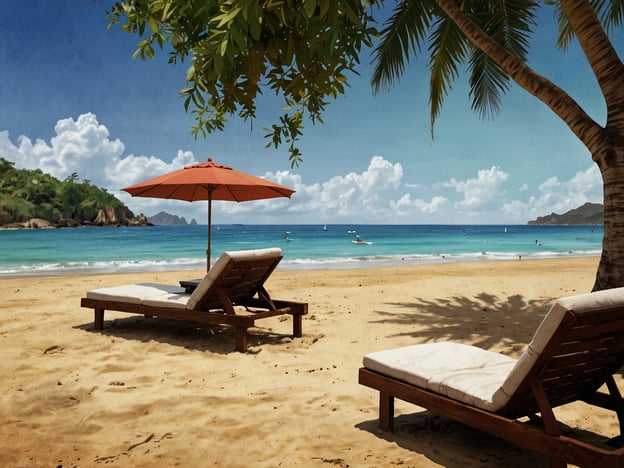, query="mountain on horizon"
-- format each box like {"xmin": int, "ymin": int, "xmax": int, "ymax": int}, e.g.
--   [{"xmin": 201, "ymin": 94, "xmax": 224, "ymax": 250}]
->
[
  {"xmin": 528, "ymin": 202, "xmax": 603, "ymax": 225},
  {"xmin": 148, "ymin": 211, "xmax": 198, "ymax": 226}
]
